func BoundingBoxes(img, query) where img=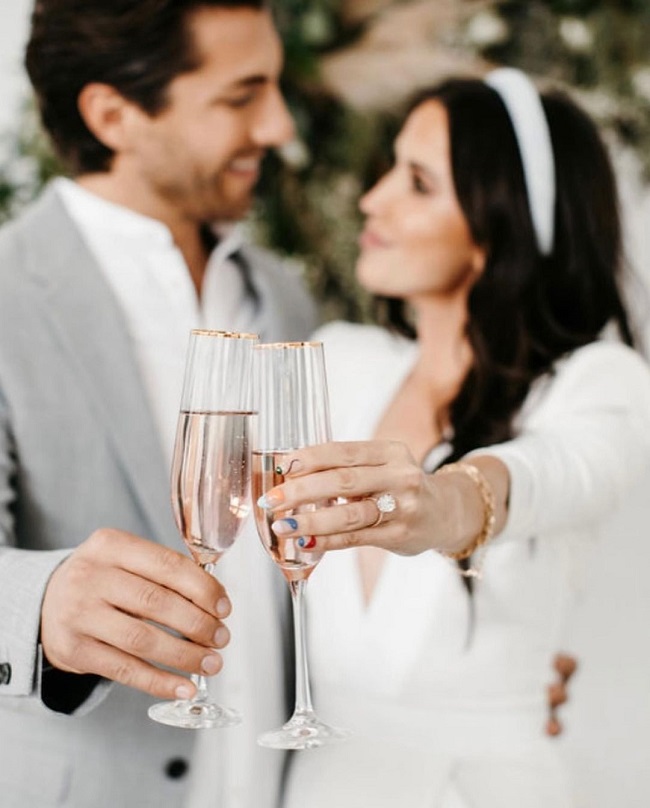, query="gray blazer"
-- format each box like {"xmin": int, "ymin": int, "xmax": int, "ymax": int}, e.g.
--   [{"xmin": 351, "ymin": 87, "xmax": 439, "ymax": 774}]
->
[{"xmin": 0, "ymin": 186, "xmax": 318, "ymax": 807}]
